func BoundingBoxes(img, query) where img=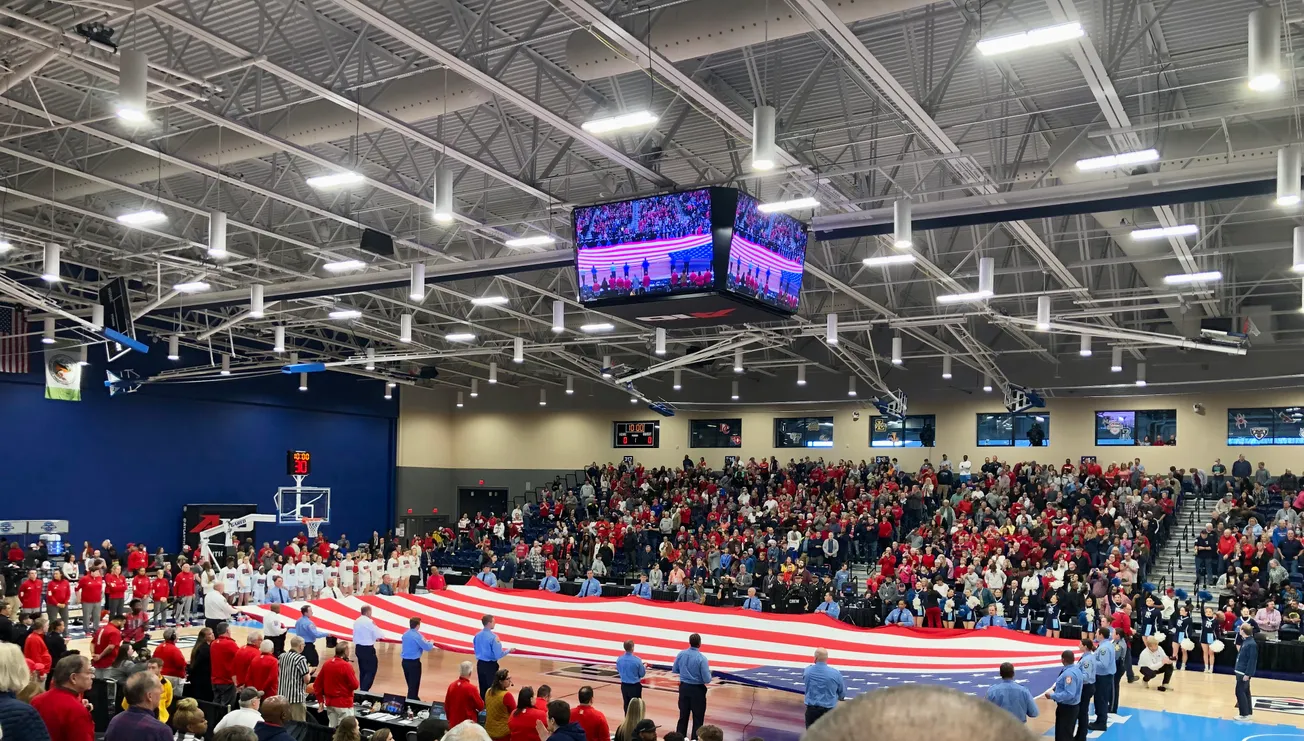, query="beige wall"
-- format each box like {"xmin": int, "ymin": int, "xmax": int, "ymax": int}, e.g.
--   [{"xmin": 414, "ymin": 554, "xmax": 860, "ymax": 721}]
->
[{"xmin": 398, "ymin": 386, "xmax": 1304, "ymax": 475}]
